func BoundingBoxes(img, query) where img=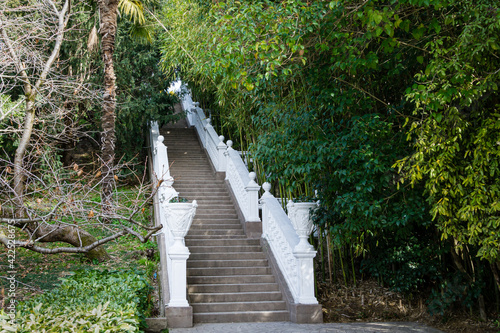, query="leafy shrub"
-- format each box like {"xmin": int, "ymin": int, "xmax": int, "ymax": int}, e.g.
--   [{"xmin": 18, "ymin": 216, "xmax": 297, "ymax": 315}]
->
[
  {"xmin": 427, "ymin": 272, "xmax": 485, "ymax": 316},
  {"xmin": 361, "ymin": 234, "xmax": 442, "ymax": 294},
  {"xmin": 0, "ymin": 269, "xmax": 152, "ymax": 332}
]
